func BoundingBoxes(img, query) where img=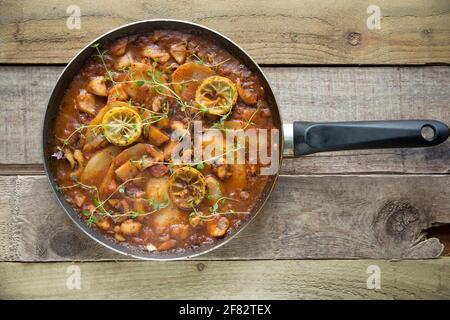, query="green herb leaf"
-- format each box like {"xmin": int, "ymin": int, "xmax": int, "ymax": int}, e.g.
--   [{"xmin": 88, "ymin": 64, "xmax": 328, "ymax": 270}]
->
[
  {"xmin": 82, "ymin": 210, "xmax": 91, "ymax": 217},
  {"xmin": 136, "ymin": 80, "xmax": 145, "ymax": 87},
  {"xmin": 155, "ymin": 199, "xmax": 169, "ymax": 210},
  {"xmin": 87, "ymin": 215, "xmax": 98, "ymax": 226},
  {"xmin": 199, "ymin": 104, "xmax": 209, "ymax": 113},
  {"xmin": 196, "ymin": 162, "xmax": 205, "ymax": 170},
  {"xmin": 129, "ymin": 211, "xmax": 139, "ymax": 218}
]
